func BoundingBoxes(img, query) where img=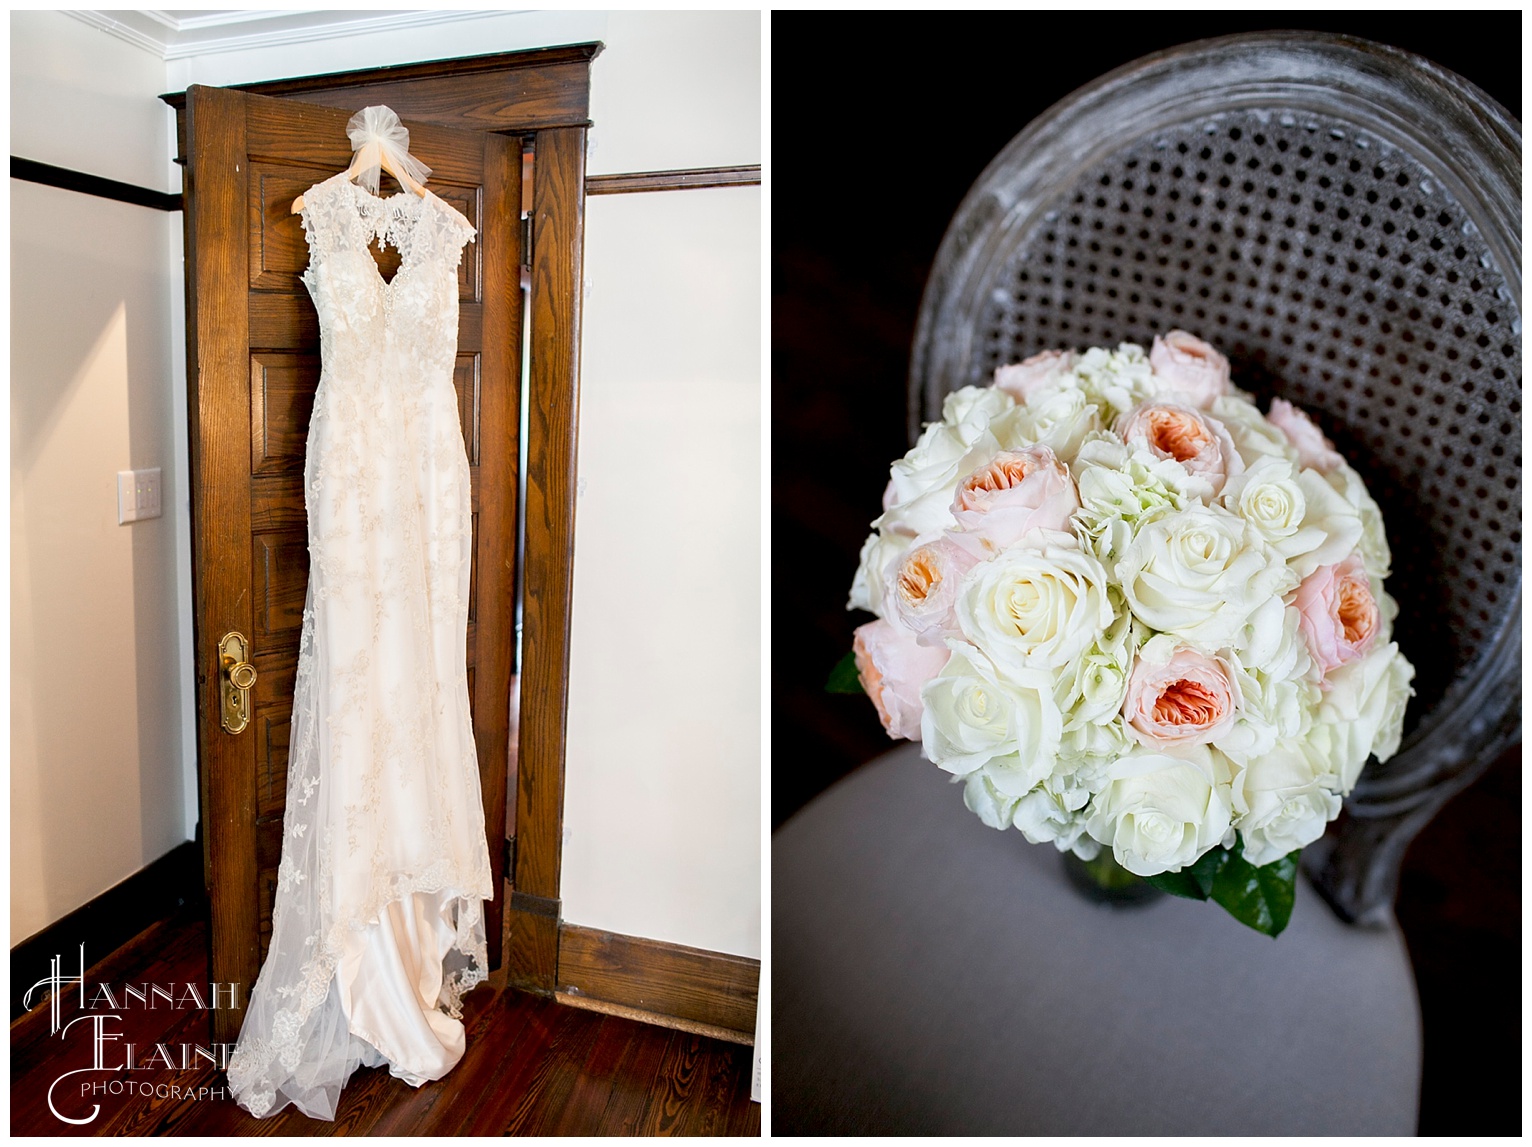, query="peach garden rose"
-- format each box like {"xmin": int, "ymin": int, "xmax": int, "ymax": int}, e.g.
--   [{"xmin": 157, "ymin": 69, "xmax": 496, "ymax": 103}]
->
[
  {"xmin": 1292, "ymin": 552, "xmax": 1382, "ymax": 681},
  {"xmin": 884, "ymin": 535, "xmax": 978, "ymax": 646},
  {"xmin": 1116, "ymin": 400, "xmax": 1244, "ymax": 496},
  {"xmin": 1267, "ymin": 397, "xmax": 1345, "ymax": 472},
  {"xmin": 947, "ymin": 445, "xmax": 1080, "ymax": 557},
  {"xmin": 852, "ymin": 618, "xmax": 951, "ymax": 742},
  {"xmin": 991, "ymin": 347, "xmax": 1076, "ymax": 404},
  {"xmin": 1148, "ymin": 329, "xmax": 1233, "ymax": 408},
  {"xmin": 1122, "ymin": 637, "xmax": 1239, "ymax": 749}
]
